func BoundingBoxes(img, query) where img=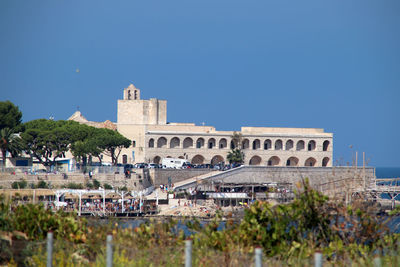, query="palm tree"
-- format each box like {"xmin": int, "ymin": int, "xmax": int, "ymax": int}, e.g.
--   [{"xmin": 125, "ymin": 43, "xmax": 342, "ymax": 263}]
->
[
  {"xmin": 0, "ymin": 127, "xmax": 22, "ymax": 167},
  {"xmin": 227, "ymin": 148, "xmax": 244, "ymax": 165}
]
